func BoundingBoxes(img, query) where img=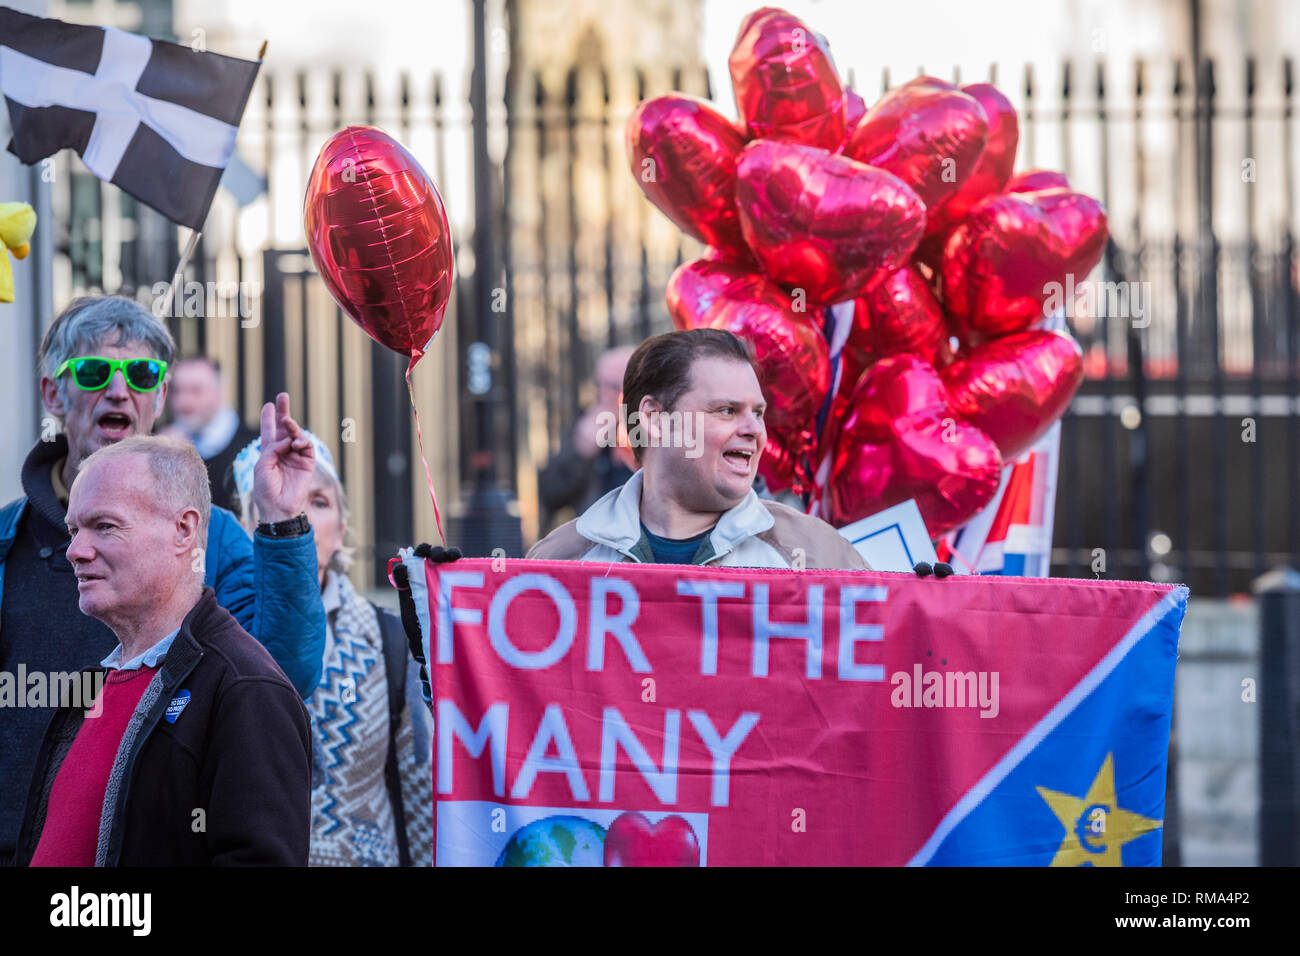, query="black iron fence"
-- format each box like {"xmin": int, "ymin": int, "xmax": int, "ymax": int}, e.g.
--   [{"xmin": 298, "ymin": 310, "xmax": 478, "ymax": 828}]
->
[{"xmin": 47, "ymin": 54, "xmax": 1300, "ymax": 596}]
